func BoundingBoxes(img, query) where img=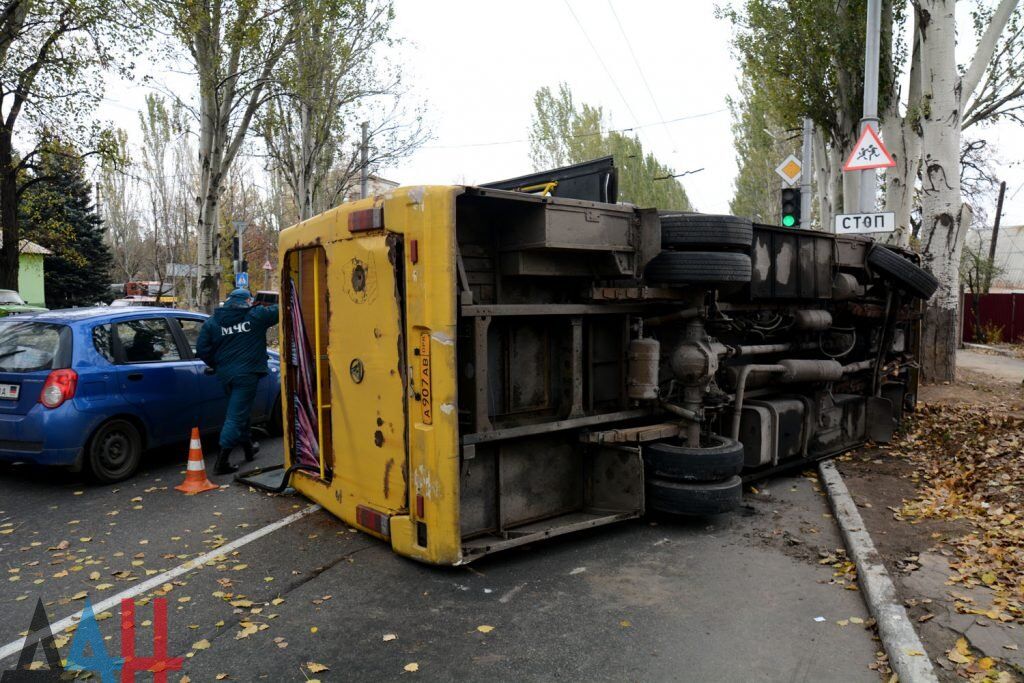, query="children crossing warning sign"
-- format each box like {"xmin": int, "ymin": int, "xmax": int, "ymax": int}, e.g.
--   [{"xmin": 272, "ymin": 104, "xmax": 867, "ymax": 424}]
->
[{"xmin": 843, "ymin": 126, "xmax": 896, "ymax": 172}]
